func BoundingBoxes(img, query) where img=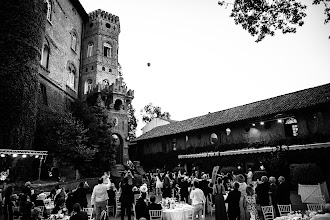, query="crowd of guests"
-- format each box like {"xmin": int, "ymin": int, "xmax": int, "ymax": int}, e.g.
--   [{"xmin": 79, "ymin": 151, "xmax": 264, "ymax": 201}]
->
[{"xmin": 0, "ymin": 180, "xmax": 90, "ymax": 220}]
